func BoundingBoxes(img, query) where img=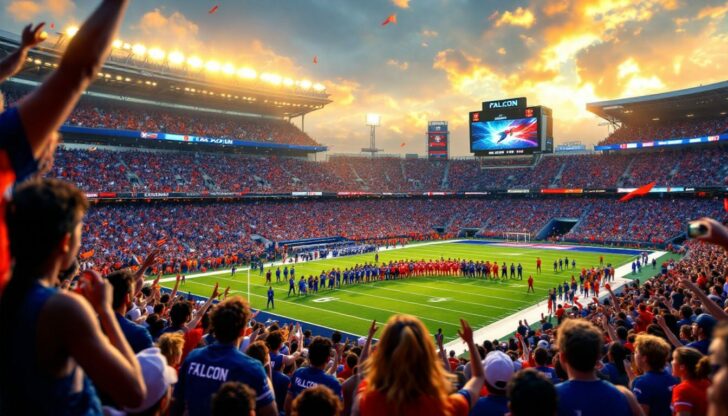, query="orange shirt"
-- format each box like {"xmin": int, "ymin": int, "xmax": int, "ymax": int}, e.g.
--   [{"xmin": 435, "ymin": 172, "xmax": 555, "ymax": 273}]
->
[{"xmin": 357, "ymin": 380, "xmax": 469, "ymax": 416}]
